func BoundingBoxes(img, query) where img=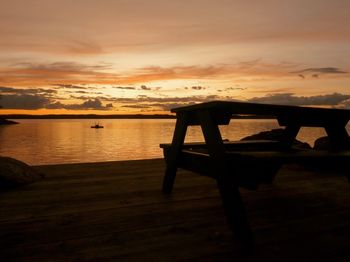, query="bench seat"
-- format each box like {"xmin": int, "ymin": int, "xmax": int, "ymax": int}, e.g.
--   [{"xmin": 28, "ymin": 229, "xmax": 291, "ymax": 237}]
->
[
  {"xmin": 160, "ymin": 139, "xmax": 283, "ymax": 151},
  {"xmin": 161, "ymin": 141, "xmax": 350, "ymax": 189}
]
